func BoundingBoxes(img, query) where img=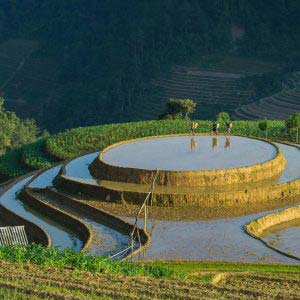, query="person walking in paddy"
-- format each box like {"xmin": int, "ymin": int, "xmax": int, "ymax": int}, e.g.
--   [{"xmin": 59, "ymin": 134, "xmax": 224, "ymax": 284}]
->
[
  {"xmin": 191, "ymin": 122, "xmax": 198, "ymax": 136},
  {"xmin": 226, "ymin": 122, "xmax": 232, "ymax": 135},
  {"xmin": 212, "ymin": 122, "xmax": 219, "ymax": 135}
]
